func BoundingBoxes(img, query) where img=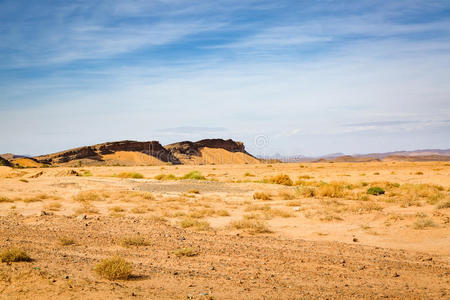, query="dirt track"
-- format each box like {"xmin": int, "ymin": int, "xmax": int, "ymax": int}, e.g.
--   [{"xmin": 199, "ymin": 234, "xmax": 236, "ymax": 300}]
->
[{"xmin": 1, "ymin": 214, "xmax": 449, "ymax": 299}]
